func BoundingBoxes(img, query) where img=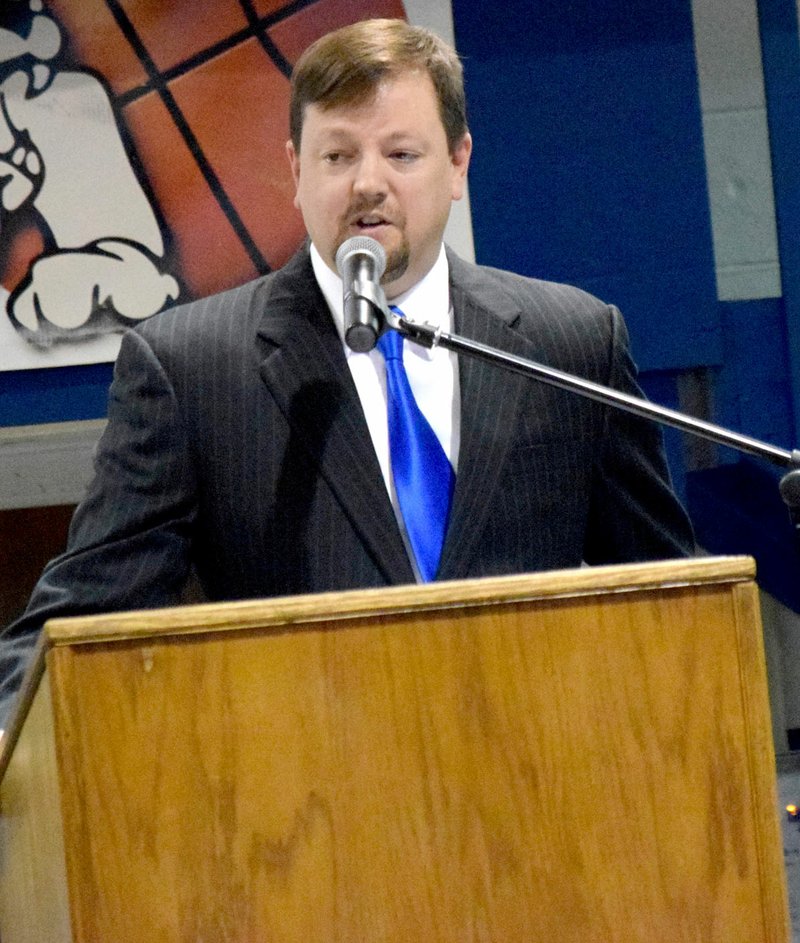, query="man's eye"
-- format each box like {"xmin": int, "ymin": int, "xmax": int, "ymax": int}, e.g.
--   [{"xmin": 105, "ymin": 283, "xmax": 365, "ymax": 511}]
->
[
  {"xmin": 323, "ymin": 151, "xmax": 355, "ymax": 165},
  {"xmin": 391, "ymin": 151, "xmax": 418, "ymax": 163}
]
